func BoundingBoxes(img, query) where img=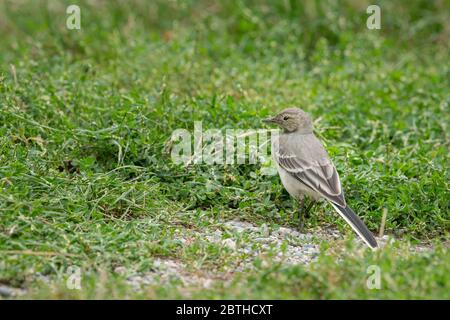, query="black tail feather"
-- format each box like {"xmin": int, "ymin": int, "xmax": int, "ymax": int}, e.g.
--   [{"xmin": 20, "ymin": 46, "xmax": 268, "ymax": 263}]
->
[{"xmin": 332, "ymin": 204, "xmax": 378, "ymax": 249}]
